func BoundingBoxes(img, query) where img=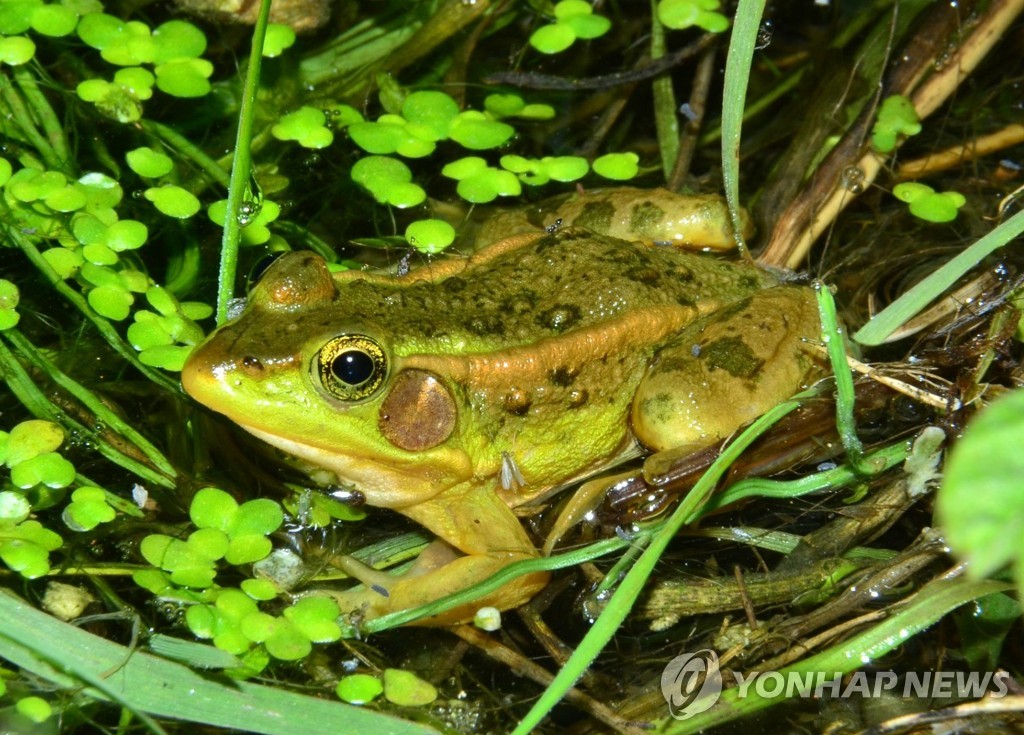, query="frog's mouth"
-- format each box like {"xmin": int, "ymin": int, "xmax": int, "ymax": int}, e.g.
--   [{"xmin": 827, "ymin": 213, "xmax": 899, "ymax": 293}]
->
[{"xmin": 235, "ymin": 422, "xmax": 474, "ymax": 510}]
